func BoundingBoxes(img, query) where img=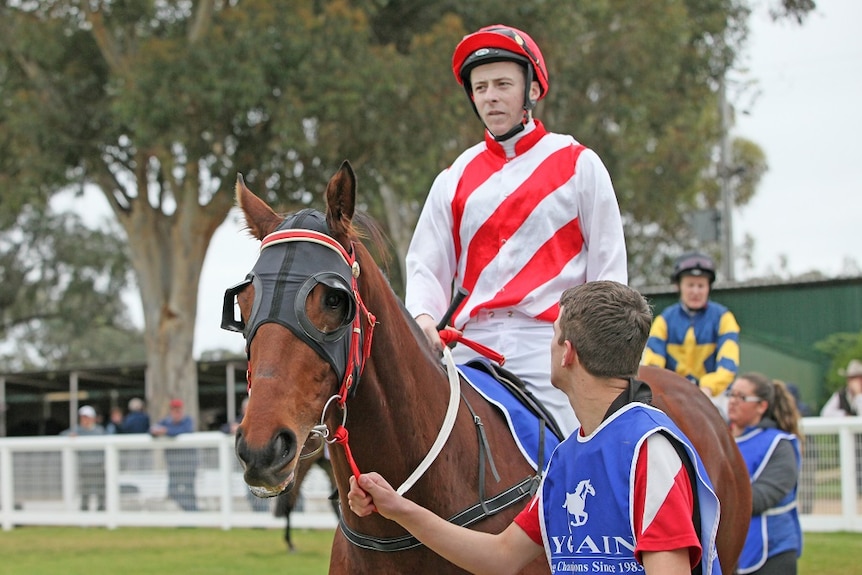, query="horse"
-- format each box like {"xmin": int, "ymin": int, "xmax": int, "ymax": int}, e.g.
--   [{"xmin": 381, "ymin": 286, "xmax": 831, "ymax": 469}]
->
[
  {"xmin": 225, "ymin": 161, "xmax": 750, "ymax": 574},
  {"xmin": 274, "ymin": 444, "xmax": 339, "ymax": 552}
]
